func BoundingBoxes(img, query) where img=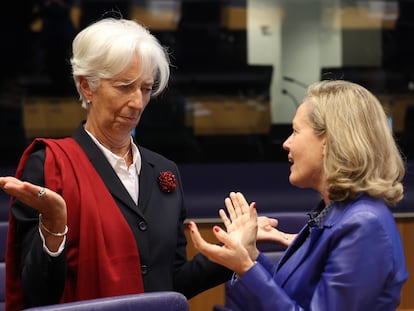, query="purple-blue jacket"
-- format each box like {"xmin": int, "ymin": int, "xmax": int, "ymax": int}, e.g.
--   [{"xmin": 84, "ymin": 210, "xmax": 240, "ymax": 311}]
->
[{"xmin": 224, "ymin": 195, "xmax": 408, "ymax": 311}]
